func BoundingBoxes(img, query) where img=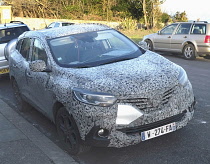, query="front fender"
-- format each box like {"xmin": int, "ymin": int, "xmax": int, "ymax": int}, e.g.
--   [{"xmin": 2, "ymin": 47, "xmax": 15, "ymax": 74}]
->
[{"xmin": 4, "ymin": 38, "xmax": 17, "ymax": 60}]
